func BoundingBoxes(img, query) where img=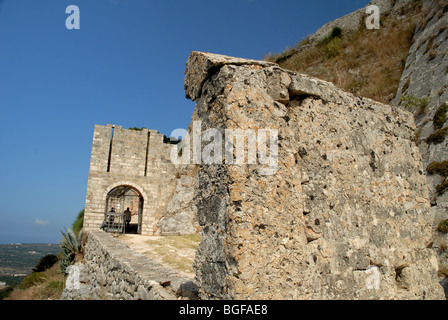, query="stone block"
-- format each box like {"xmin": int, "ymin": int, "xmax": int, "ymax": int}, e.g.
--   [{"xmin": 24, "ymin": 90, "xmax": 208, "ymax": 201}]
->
[{"xmin": 184, "ymin": 51, "xmax": 445, "ymax": 300}]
